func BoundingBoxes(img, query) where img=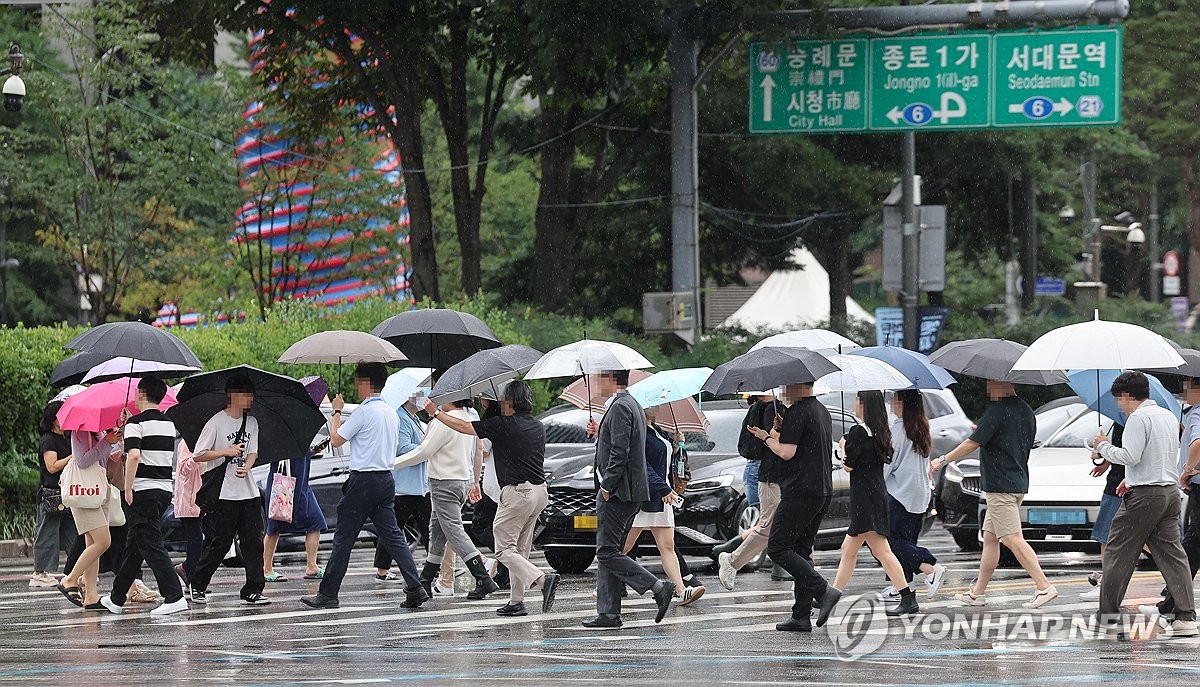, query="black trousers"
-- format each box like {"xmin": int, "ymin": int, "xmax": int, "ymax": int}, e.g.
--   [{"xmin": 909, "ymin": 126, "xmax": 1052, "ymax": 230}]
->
[
  {"xmin": 111, "ymin": 490, "xmax": 184, "ymax": 605},
  {"xmin": 373, "ymin": 494, "xmax": 430, "ymax": 570},
  {"xmin": 595, "ymin": 494, "xmax": 660, "ymax": 616},
  {"xmin": 322, "ymin": 471, "xmax": 421, "ymax": 598},
  {"xmin": 767, "ymin": 495, "xmax": 831, "ymax": 619},
  {"xmin": 887, "ymin": 496, "xmax": 937, "ymax": 582},
  {"xmin": 190, "ymin": 498, "xmax": 265, "ymax": 599},
  {"xmin": 1160, "ymin": 489, "xmax": 1200, "ymax": 614}
]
